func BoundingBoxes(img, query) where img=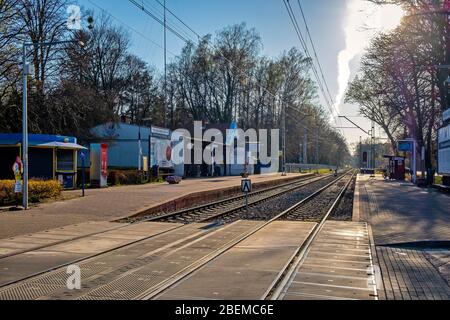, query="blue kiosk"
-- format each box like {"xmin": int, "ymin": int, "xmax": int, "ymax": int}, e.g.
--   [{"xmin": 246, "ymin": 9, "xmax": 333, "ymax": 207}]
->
[{"xmin": 0, "ymin": 134, "xmax": 86, "ymax": 189}]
